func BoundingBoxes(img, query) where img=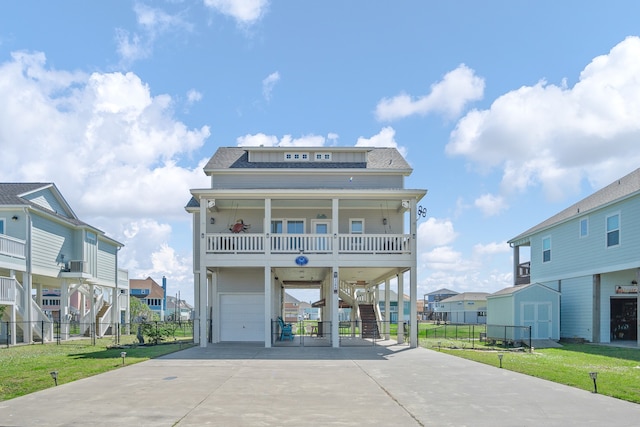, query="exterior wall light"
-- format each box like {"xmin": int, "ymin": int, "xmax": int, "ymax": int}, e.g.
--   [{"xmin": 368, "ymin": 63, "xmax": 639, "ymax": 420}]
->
[{"xmin": 11, "ymin": 215, "xmax": 18, "ymax": 221}]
